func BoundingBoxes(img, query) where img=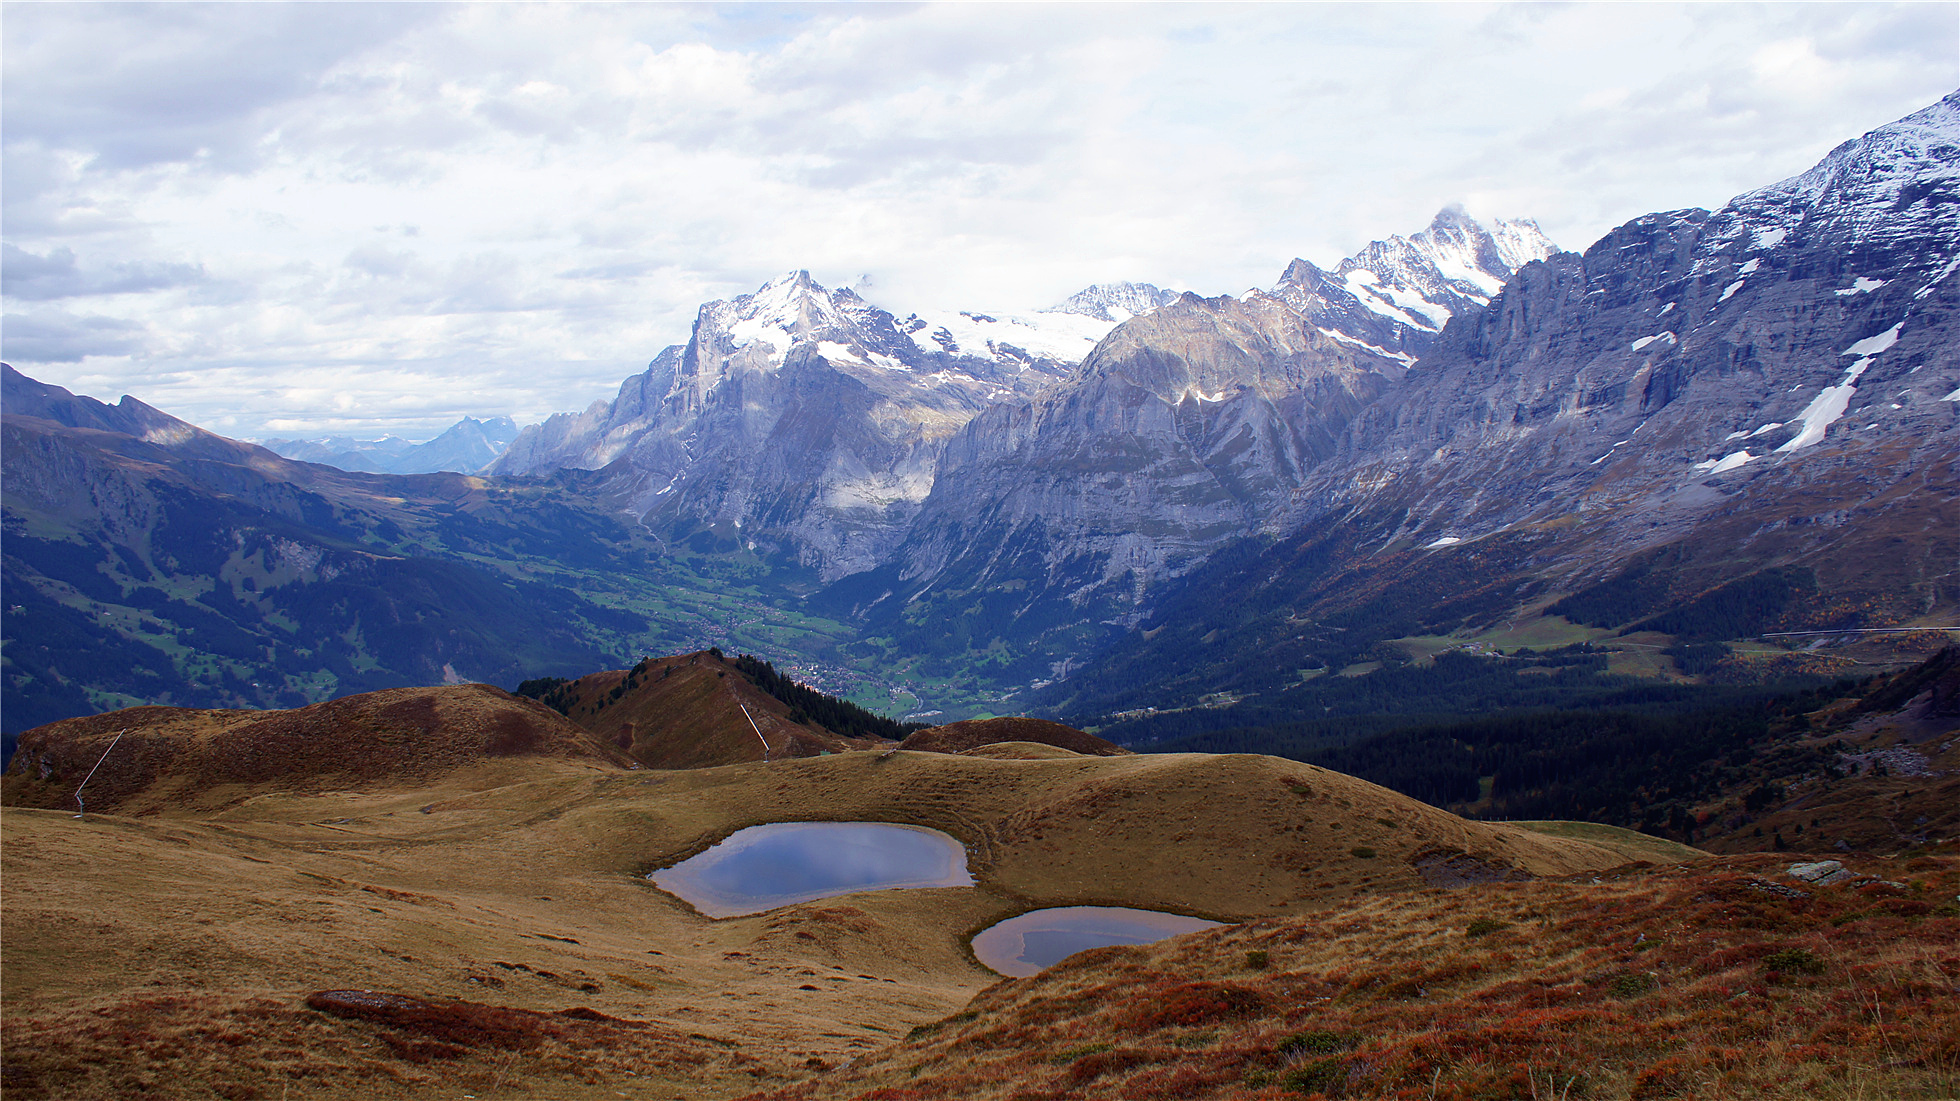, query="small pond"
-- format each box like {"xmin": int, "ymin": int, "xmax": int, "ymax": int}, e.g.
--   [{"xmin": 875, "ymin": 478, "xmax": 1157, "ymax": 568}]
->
[
  {"xmin": 970, "ymin": 906, "xmax": 1227, "ymax": 977},
  {"xmin": 649, "ymin": 821, "xmax": 973, "ymax": 917}
]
